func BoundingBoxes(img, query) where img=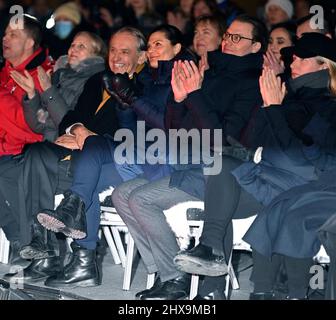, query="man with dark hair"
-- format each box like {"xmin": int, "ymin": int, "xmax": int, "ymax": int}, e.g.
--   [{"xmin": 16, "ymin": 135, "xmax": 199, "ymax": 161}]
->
[
  {"xmin": 234, "ymin": 14, "xmax": 270, "ymax": 54},
  {"xmin": 21, "ymin": 13, "xmax": 44, "ymax": 51},
  {"xmin": 0, "ymin": 13, "xmax": 52, "ymax": 263}
]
